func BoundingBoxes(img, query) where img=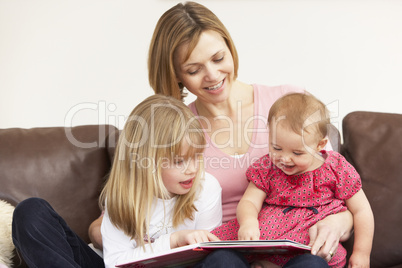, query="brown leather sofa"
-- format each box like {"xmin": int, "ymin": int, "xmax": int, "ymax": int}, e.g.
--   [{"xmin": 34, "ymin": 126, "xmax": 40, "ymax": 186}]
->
[
  {"xmin": 0, "ymin": 111, "xmax": 401, "ymax": 267},
  {"xmin": 341, "ymin": 111, "xmax": 402, "ymax": 268},
  {"xmin": 0, "ymin": 125, "xmax": 118, "ymax": 267}
]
